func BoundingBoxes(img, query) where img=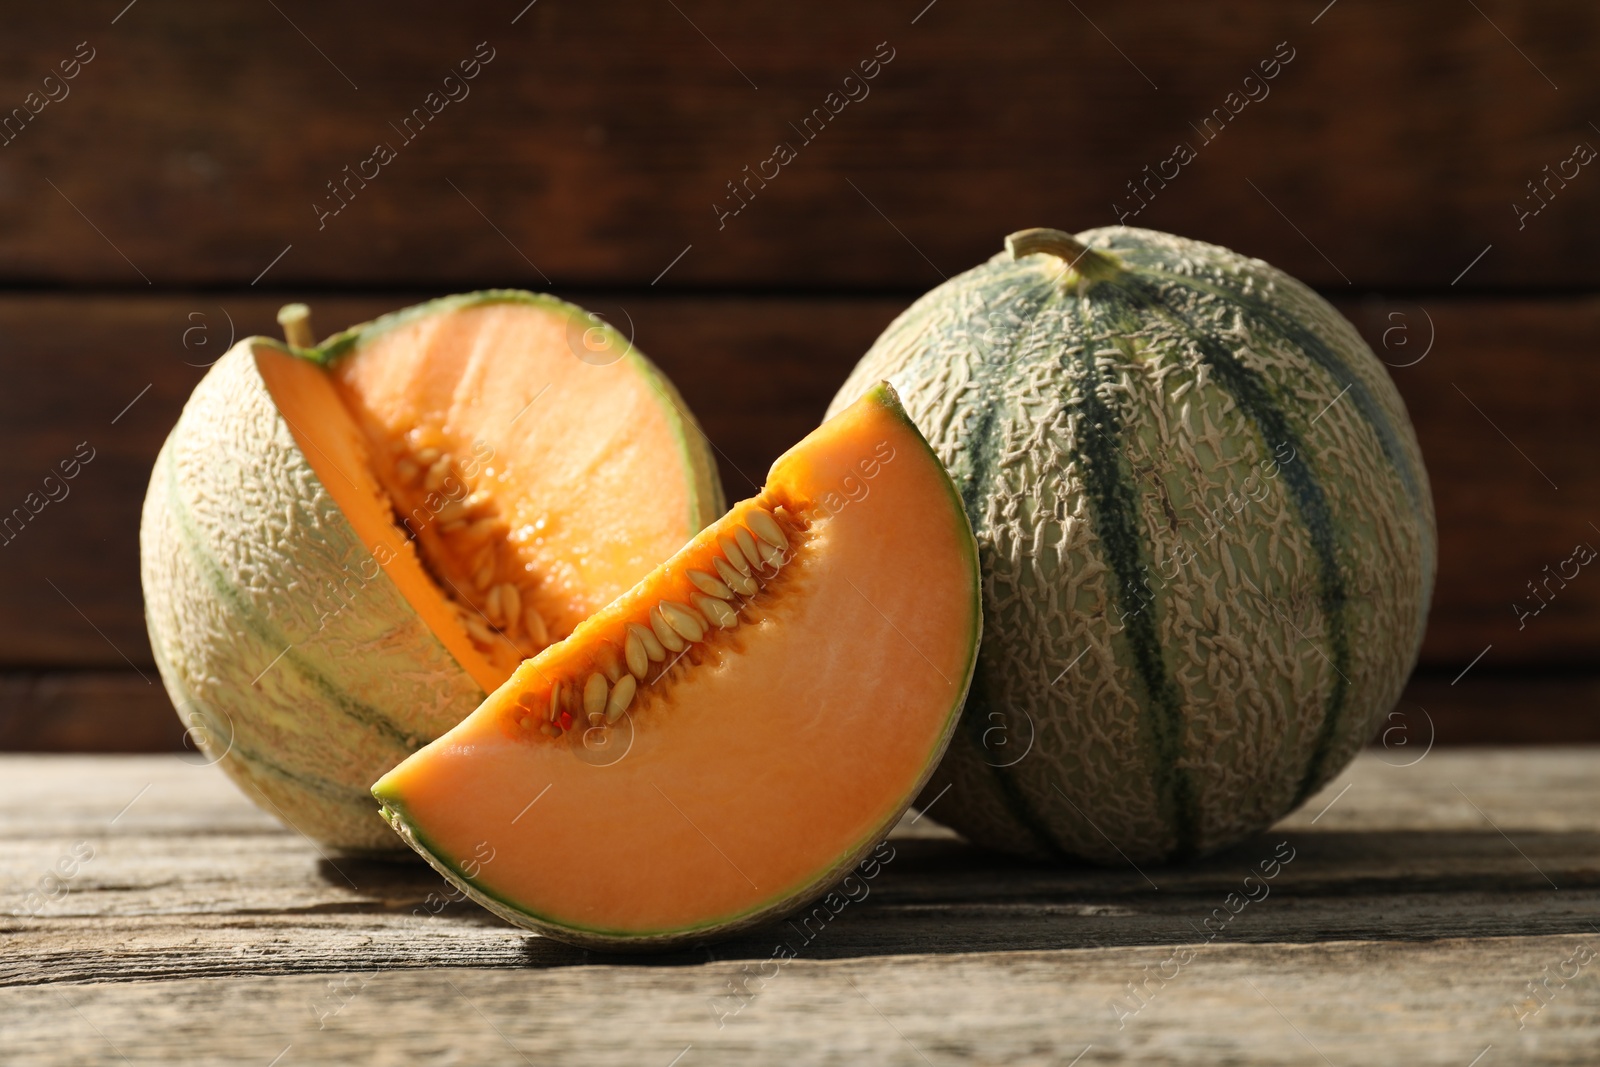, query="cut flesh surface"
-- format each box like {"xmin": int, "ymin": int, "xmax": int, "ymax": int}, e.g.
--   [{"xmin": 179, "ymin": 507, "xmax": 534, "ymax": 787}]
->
[
  {"xmin": 372, "ymin": 383, "xmax": 981, "ymax": 948},
  {"xmin": 257, "ymin": 292, "xmax": 723, "ymax": 690}
]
